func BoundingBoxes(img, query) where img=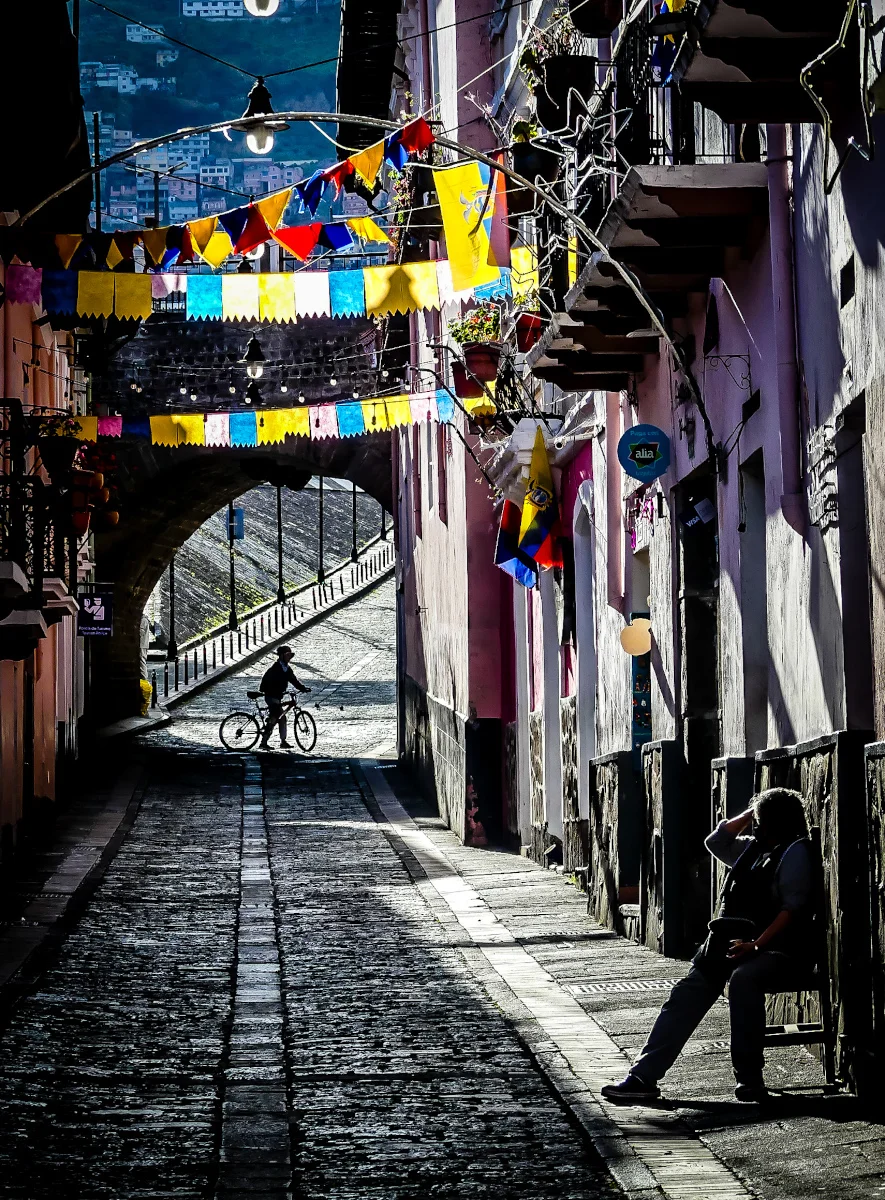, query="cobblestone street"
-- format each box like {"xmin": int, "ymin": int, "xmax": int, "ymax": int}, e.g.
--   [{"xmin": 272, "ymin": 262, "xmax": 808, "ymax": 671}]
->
[{"xmin": 1, "ymin": 585, "xmax": 883, "ymax": 1199}]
